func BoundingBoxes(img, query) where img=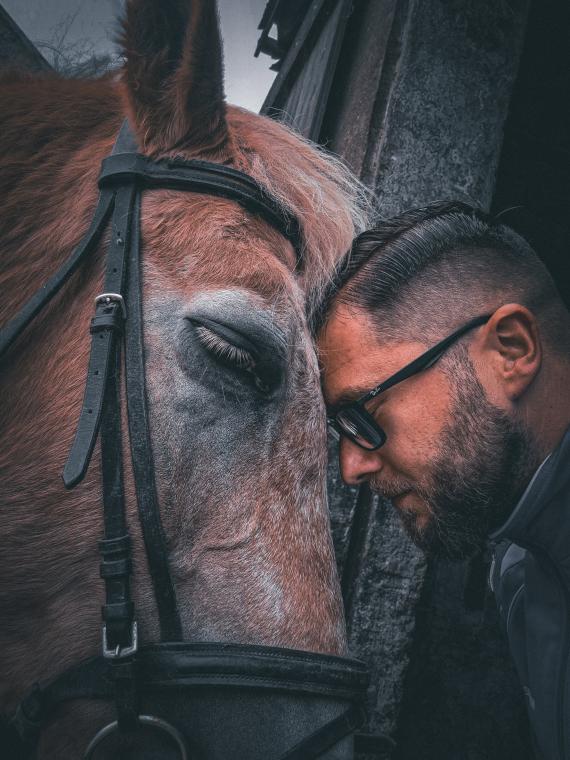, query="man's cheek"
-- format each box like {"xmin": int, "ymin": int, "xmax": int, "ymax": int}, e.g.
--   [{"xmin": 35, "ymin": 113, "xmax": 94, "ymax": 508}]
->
[
  {"xmin": 376, "ymin": 375, "xmax": 450, "ymax": 482},
  {"xmin": 386, "ymin": 415, "xmax": 438, "ymax": 480}
]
